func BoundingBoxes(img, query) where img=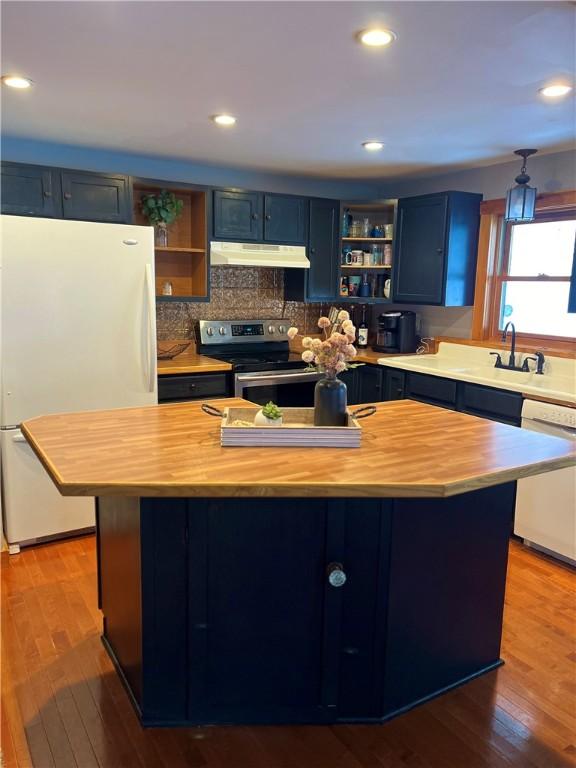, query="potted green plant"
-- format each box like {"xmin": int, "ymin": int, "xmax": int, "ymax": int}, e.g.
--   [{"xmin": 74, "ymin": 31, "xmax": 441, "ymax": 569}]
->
[
  {"xmin": 140, "ymin": 190, "xmax": 184, "ymax": 247},
  {"xmin": 254, "ymin": 401, "xmax": 283, "ymax": 427}
]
